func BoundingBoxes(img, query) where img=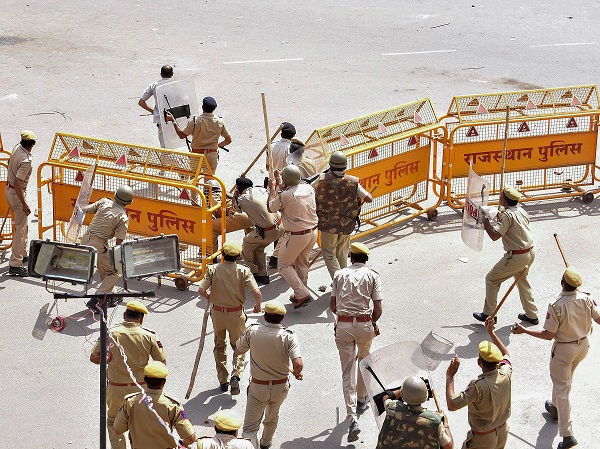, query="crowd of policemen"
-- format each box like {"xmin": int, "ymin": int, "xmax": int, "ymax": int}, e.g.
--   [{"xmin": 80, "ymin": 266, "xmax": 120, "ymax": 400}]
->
[{"xmin": 3, "ymin": 65, "xmax": 598, "ymax": 449}]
